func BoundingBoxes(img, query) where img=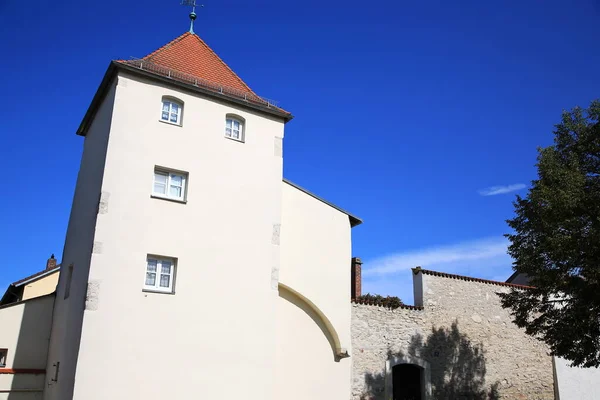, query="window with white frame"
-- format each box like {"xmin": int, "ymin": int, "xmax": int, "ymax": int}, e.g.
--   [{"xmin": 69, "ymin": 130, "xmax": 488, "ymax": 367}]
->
[
  {"xmin": 161, "ymin": 98, "xmax": 183, "ymax": 125},
  {"xmin": 225, "ymin": 117, "xmax": 244, "ymax": 141},
  {"xmin": 0, "ymin": 349, "xmax": 7, "ymax": 367},
  {"xmin": 144, "ymin": 257, "xmax": 176, "ymax": 293},
  {"xmin": 152, "ymin": 169, "xmax": 187, "ymax": 201}
]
